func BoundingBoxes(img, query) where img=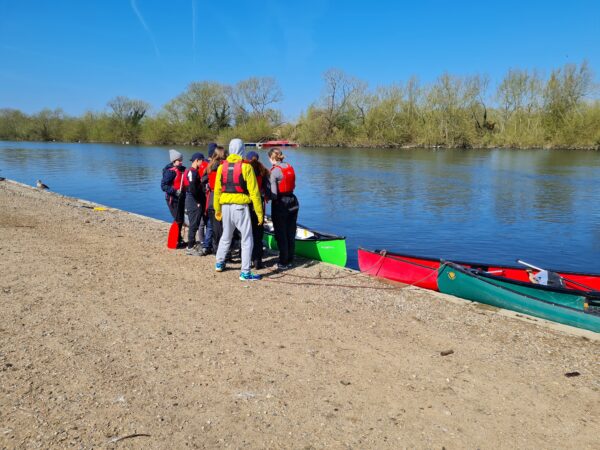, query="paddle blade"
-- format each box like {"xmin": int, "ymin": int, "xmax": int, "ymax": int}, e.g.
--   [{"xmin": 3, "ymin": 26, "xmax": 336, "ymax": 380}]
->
[{"xmin": 167, "ymin": 221, "xmax": 180, "ymax": 249}]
